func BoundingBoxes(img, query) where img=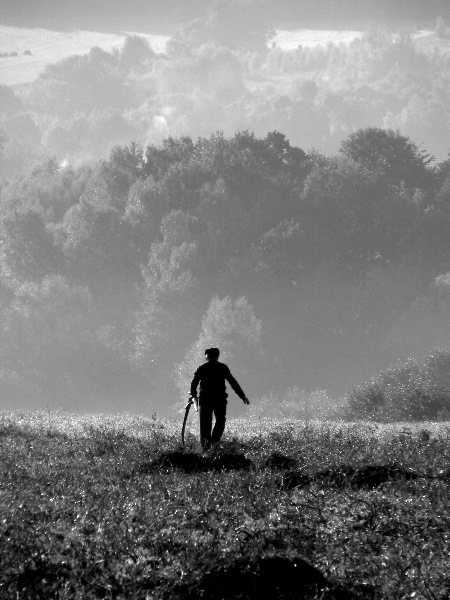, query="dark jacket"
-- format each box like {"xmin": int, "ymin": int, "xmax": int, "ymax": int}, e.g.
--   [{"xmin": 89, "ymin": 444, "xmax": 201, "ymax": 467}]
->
[{"xmin": 190, "ymin": 360, "xmax": 246, "ymax": 401}]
